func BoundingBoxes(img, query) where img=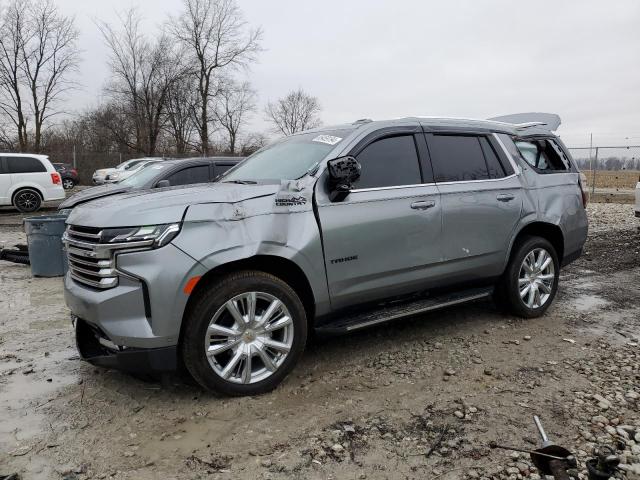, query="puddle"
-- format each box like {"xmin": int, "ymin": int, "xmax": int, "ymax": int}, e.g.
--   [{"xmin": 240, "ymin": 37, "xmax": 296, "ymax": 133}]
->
[
  {"xmin": 0, "ymin": 347, "xmax": 78, "ymax": 449},
  {"xmin": 569, "ymin": 294, "xmax": 609, "ymax": 312}
]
